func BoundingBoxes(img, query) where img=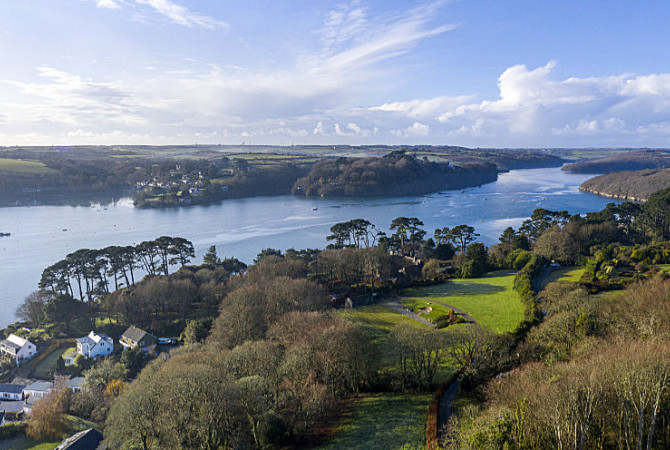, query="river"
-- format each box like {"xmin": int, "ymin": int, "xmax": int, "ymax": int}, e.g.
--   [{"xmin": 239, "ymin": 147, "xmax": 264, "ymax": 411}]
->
[{"xmin": 0, "ymin": 167, "xmax": 616, "ymax": 328}]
